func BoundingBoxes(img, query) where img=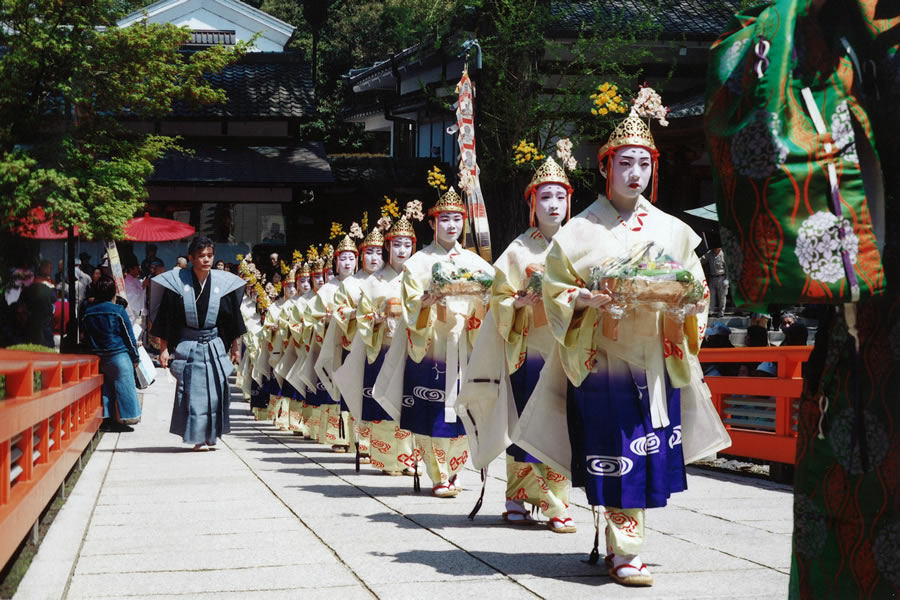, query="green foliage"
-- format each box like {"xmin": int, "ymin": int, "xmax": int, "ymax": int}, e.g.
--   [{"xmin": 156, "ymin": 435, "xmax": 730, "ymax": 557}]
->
[
  {"xmin": 260, "ymin": 0, "xmax": 471, "ymax": 152},
  {"xmin": 472, "ymin": 1, "xmax": 665, "ymax": 245},
  {"xmin": 5, "ymin": 343, "xmax": 58, "ymax": 353},
  {"xmin": 0, "ymin": 0, "xmax": 250, "ymax": 240}
]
